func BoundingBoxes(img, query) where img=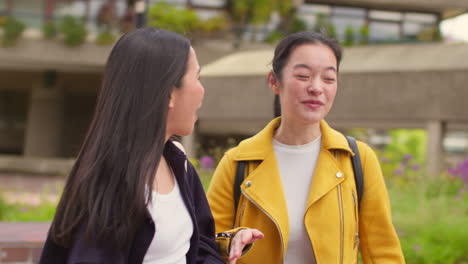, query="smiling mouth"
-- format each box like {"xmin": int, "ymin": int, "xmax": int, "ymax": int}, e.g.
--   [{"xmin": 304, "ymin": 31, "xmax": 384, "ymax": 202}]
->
[{"xmin": 302, "ymin": 100, "xmax": 324, "ymax": 107}]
